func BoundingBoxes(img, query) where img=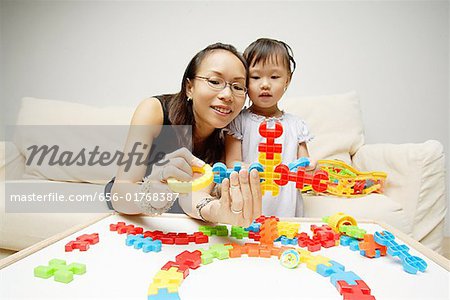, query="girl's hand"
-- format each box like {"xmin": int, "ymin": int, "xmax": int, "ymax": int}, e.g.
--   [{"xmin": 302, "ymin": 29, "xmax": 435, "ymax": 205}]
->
[{"xmin": 204, "ymin": 169, "xmax": 262, "ymax": 227}]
